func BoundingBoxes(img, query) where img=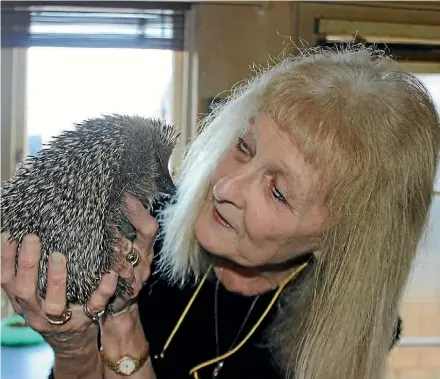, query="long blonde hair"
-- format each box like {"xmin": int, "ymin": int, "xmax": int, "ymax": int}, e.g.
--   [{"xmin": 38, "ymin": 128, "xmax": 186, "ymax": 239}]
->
[{"xmin": 158, "ymin": 44, "xmax": 440, "ymax": 379}]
